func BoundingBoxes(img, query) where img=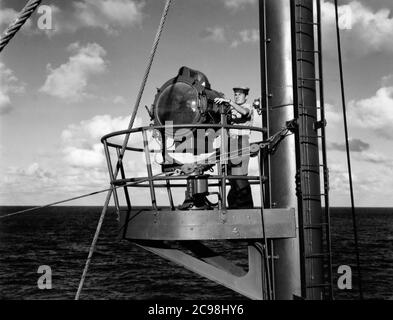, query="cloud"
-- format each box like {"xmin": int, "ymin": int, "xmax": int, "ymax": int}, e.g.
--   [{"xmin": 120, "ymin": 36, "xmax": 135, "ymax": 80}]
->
[
  {"xmin": 50, "ymin": 0, "xmax": 144, "ymax": 35},
  {"xmin": 381, "ymin": 74, "xmax": 393, "ymax": 87},
  {"xmin": 328, "ymin": 153, "xmax": 393, "ymax": 205},
  {"xmin": 200, "ymin": 27, "xmax": 226, "ymax": 42},
  {"xmin": 348, "ymin": 86, "xmax": 393, "ymax": 139},
  {"xmin": 113, "ymin": 96, "xmax": 127, "ymax": 105},
  {"xmin": 61, "ymin": 114, "xmax": 148, "ymax": 171},
  {"xmin": 359, "ymin": 151, "xmax": 392, "ymax": 165},
  {"xmin": 58, "ymin": 114, "xmax": 162, "ymax": 200},
  {"xmin": 61, "ymin": 114, "xmax": 130, "ymax": 165},
  {"xmin": 0, "ymin": 91, "xmax": 12, "ymax": 115},
  {"xmin": 0, "ymin": 115, "xmax": 142, "ymax": 200},
  {"xmin": 15, "ymin": 163, "xmax": 54, "ymax": 180},
  {"xmin": 63, "ymin": 144, "xmax": 106, "ymax": 169},
  {"xmin": 324, "ymin": 81, "xmax": 393, "ymax": 140},
  {"xmin": 221, "ymin": 0, "xmax": 257, "ymax": 11},
  {"xmin": 61, "ymin": 114, "xmax": 133, "ymax": 142},
  {"xmin": 322, "ymin": 0, "xmax": 393, "ymax": 57},
  {"xmin": 231, "ymin": 29, "xmax": 259, "ymax": 48},
  {"xmin": 39, "ymin": 43, "xmax": 107, "ymax": 102},
  {"xmin": 0, "ymin": 1, "xmax": 144, "ymax": 37},
  {"xmin": 200, "ymin": 27, "xmax": 259, "ymax": 48},
  {"xmin": 325, "ymin": 103, "xmax": 342, "ymax": 125},
  {"xmin": 0, "ymin": 61, "xmax": 25, "ymax": 115},
  {"xmin": 0, "ymin": 163, "xmax": 57, "ymax": 198},
  {"xmin": 0, "ymin": 113, "xmax": 159, "ymax": 204},
  {"xmin": 328, "ymin": 163, "xmax": 351, "ymax": 193},
  {"xmin": 329, "ymin": 138, "xmax": 370, "ymax": 152},
  {"xmin": 71, "ymin": 0, "xmax": 144, "ymax": 34}
]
